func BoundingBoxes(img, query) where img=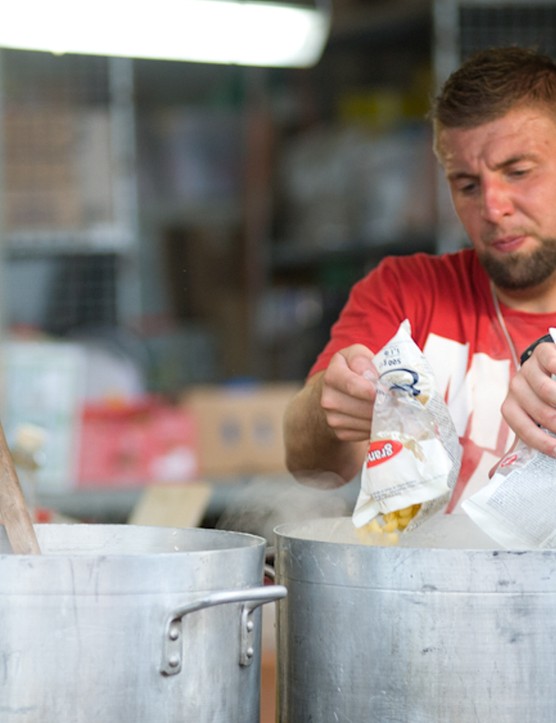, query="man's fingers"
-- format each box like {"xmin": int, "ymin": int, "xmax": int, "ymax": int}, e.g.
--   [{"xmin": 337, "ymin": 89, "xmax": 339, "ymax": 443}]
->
[
  {"xmin": 324, "ymin": 409, "xmax": 372, "ymax": 441},
  {"xmin": 348, "ymin": 351, "xmax": 377, "ymax": 379},
  {"xmin": 326, "ymin": 349, "xmax": 376, "ymax": 398},
  {"xmin": 504, "ymin": 368, "xmax": 556, "ymax": 436},
  {"xmin": 502, "ymin": 397, "xmax": 556, "ymax": 458}
]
